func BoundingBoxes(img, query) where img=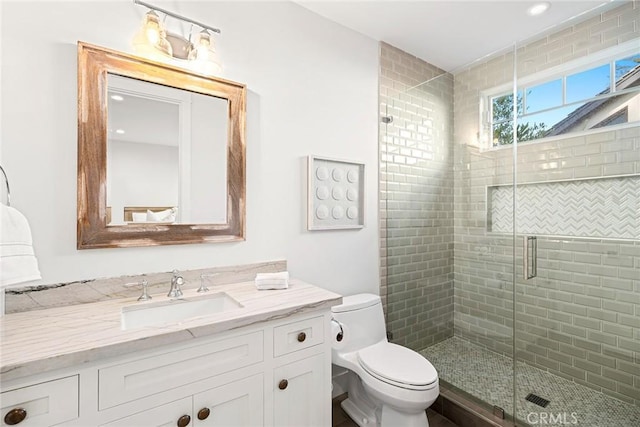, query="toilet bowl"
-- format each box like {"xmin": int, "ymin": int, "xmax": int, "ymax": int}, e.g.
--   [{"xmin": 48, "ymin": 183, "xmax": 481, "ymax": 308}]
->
[{"xmin": 331, "ymin": 293, "xmax": 439, "ymax": 427}]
